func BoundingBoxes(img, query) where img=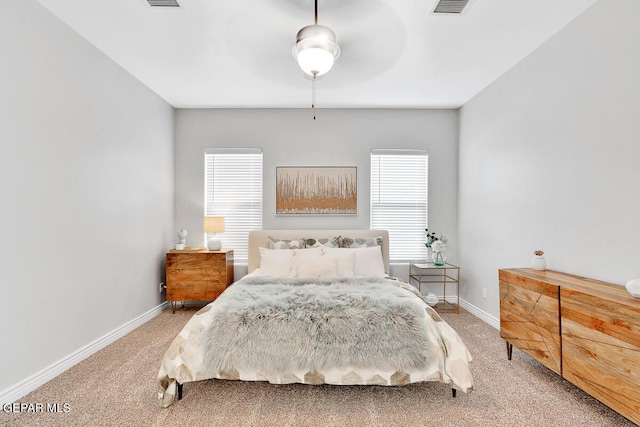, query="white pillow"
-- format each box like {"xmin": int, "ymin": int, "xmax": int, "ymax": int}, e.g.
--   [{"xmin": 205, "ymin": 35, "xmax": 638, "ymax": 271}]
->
[
  {"xmin": 287, "ymin": 248, "xmax": 324, "ymax": 277},
  {"xmin": 317, "ymin": 250, "xmax": 355, "ymax": 277},
  {"xmin": 258, "ymin": 247, "xmax": 294, "ymax": 277},
  {"xmin": 295, "ymin": 255, "xmax": 339, "ymax": 278},
  {"xmin": 292, "ymin": 247, "xmax": 323, "ymax": 257},
  {"xmin": 324, "ymin": 246, "xmax": 385, "ymax": 277},
  {"xmin": 289, "ymin": 250, "xmax": 327, "ymax": 276}
]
